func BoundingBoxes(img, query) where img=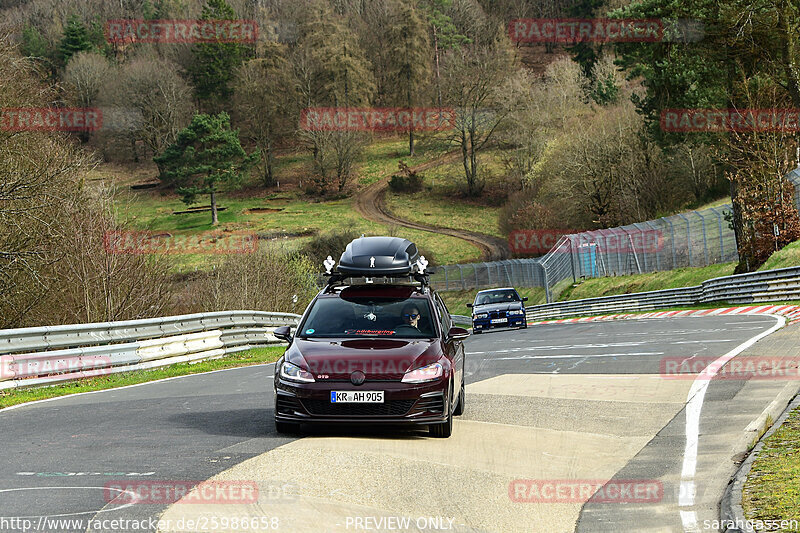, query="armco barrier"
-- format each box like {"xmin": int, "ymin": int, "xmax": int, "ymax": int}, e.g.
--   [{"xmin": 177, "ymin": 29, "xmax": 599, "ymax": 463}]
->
[
  {"xmin": 0, "ymin": 311, "xmax": 301, "ymax": 391},
  {"xmin": 525, "ymin": 265, "xmax": 800, "ymax": 321},
  {"xmin": 0, "ymin": 310, "xmax": 473, "ymax": 390}
]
